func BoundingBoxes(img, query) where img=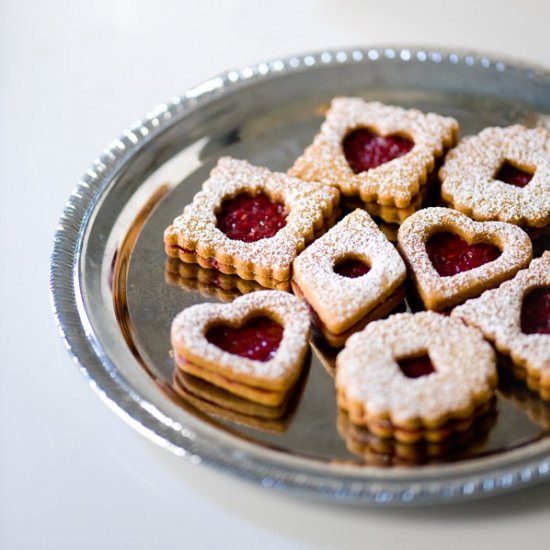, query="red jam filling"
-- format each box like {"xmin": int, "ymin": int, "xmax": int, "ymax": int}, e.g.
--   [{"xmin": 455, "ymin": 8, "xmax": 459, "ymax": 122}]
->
[
  {"xmin": 521, "ymin": 287, "xmax": 550, "ymax": 335},
  {"xmin": 216, "ymin": 192, "xmax": 287, "ymax": 242},
  {"xmin": 426, "ymin": 232, "xmax": 501, "ymax": 277},
  {"xmin": 343, "ymin": 128, "xmax": 414, "ymax": 174},
  {"xmin": 206, "ymin": 317, "xmax": 284, "ymax": 361},
  {"xmin": 398, "ymin": 355, "xmax": 435, "ymax": 379},
  {"xmin": 495, "ymin": 161, "xmax": 533, "ymax": 188},
  {"xmin": 333, "ymin": 257, "xmax": 371, "ymax": 278}
]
